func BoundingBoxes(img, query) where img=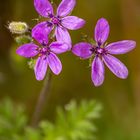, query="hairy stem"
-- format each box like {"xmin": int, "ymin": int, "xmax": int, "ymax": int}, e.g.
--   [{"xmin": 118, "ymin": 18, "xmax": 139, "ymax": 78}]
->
[{"xmin": 31, "ymin": 71, "xmax": 52, "ymax": 127}]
